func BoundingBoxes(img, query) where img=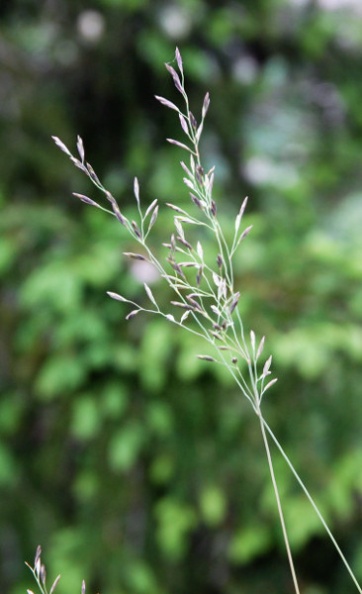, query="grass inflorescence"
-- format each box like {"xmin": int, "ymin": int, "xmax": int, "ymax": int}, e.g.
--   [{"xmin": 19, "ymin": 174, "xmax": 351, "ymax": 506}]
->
[{"xmin": 25, "ymin": 48, "xmax": 362, "ymax": 594}]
